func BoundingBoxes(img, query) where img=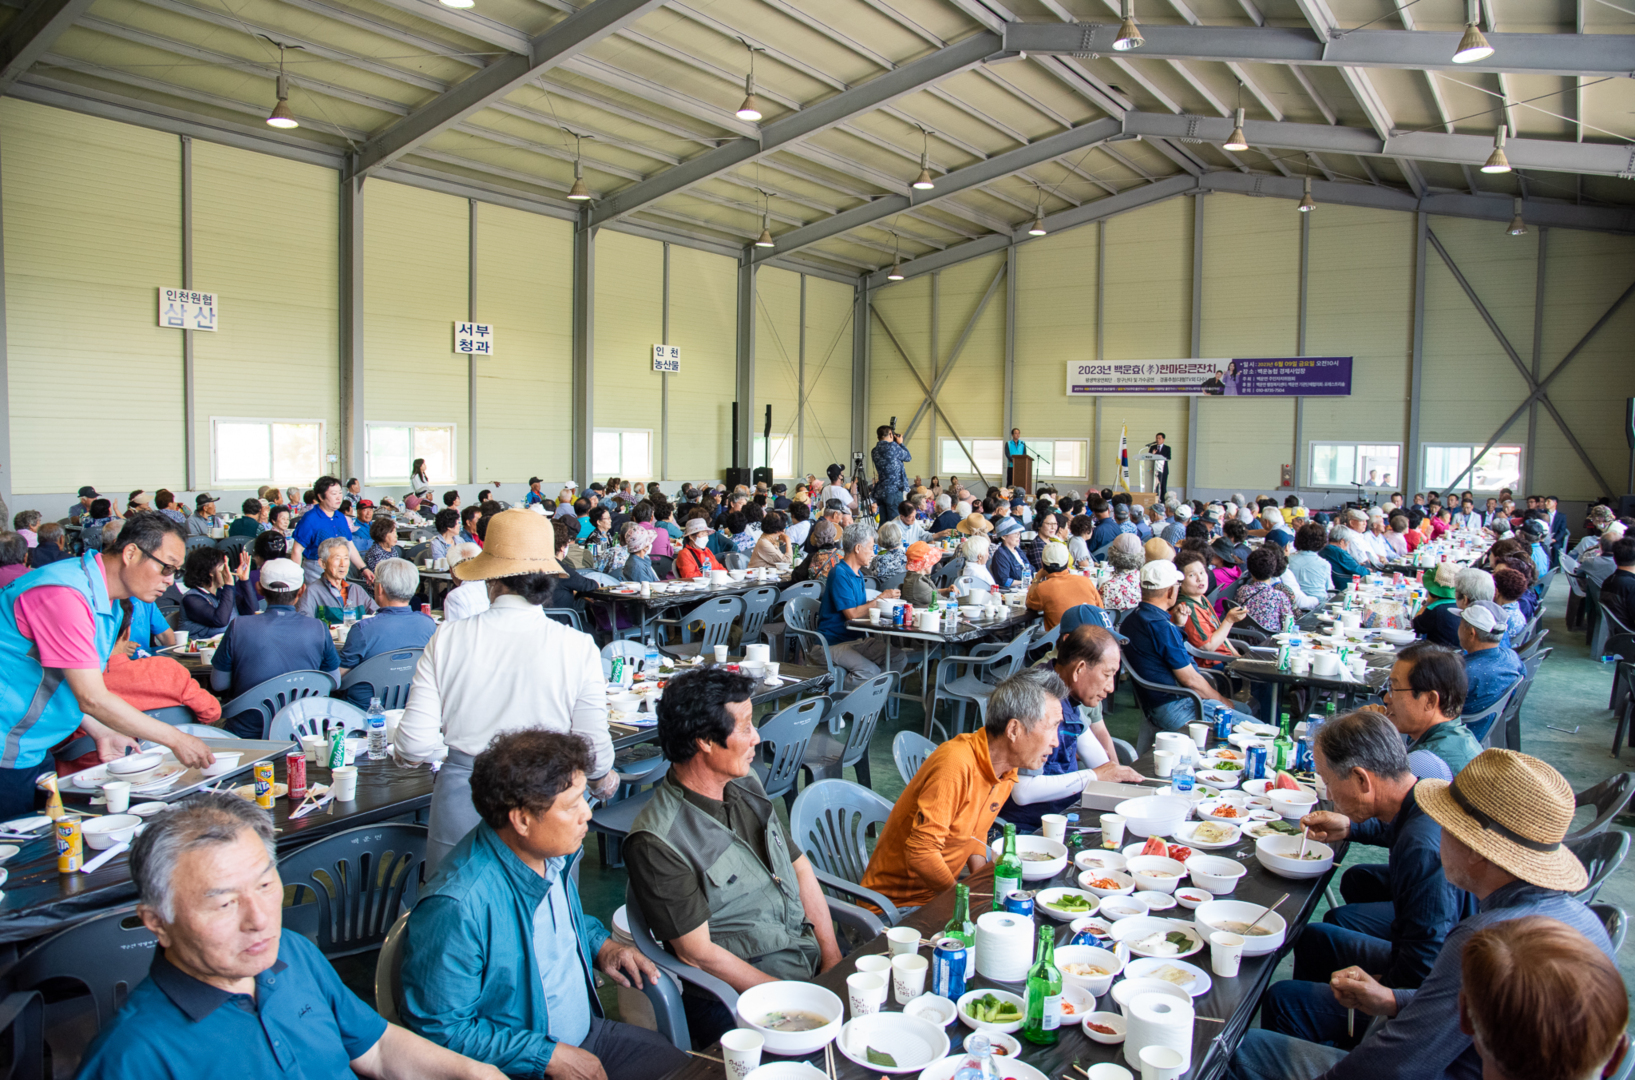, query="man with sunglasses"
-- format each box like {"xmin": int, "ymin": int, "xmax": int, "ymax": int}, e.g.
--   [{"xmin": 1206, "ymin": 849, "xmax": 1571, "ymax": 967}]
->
[{"xmin": 0, "ymin": 512, "xmax": 215, "ymax": 817}]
